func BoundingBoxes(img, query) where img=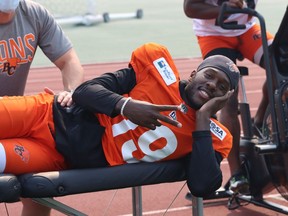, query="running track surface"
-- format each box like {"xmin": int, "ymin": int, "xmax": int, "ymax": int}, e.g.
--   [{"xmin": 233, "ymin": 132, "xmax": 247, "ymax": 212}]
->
[{"xmin": 1, "ymin": 58, "xmax": 287, "ymax": 216}]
